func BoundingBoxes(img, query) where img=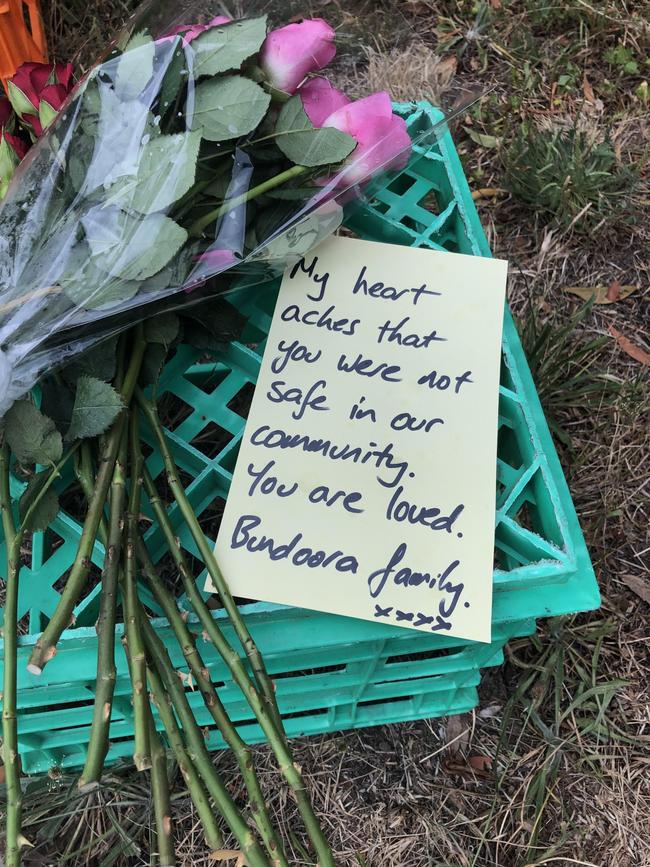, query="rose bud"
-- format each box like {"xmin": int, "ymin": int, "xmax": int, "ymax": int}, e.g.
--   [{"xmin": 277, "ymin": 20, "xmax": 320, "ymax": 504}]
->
[
  {"xmin": 260, "ymin": 19, "xmax": 336, "ymax": 94},
  {"xmin": 301, "ymin": 79, "xmax": 411, "ymax": 185},
  {"xmin": 0, "ymin": 130, "xmax": 28, "ymax": 199},
  {"xmin": 38, "ymin": 83, "xmax": 72, "ymax": 131},
  {"xmin": 8, "ymin": 62, "xmax": 74, "ymax": 137}
]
